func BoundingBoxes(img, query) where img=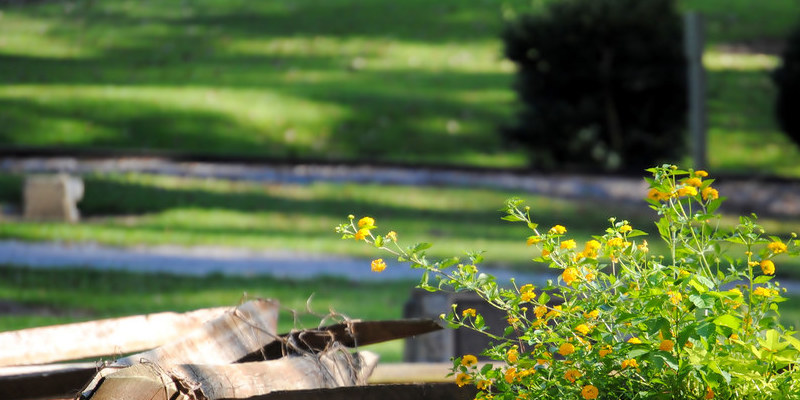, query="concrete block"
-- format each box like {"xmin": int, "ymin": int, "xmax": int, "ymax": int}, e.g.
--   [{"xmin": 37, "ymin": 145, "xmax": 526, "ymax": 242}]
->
[{"xmin": 23, "ymin": 174, "xmax": 84, "ymax": 222}]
